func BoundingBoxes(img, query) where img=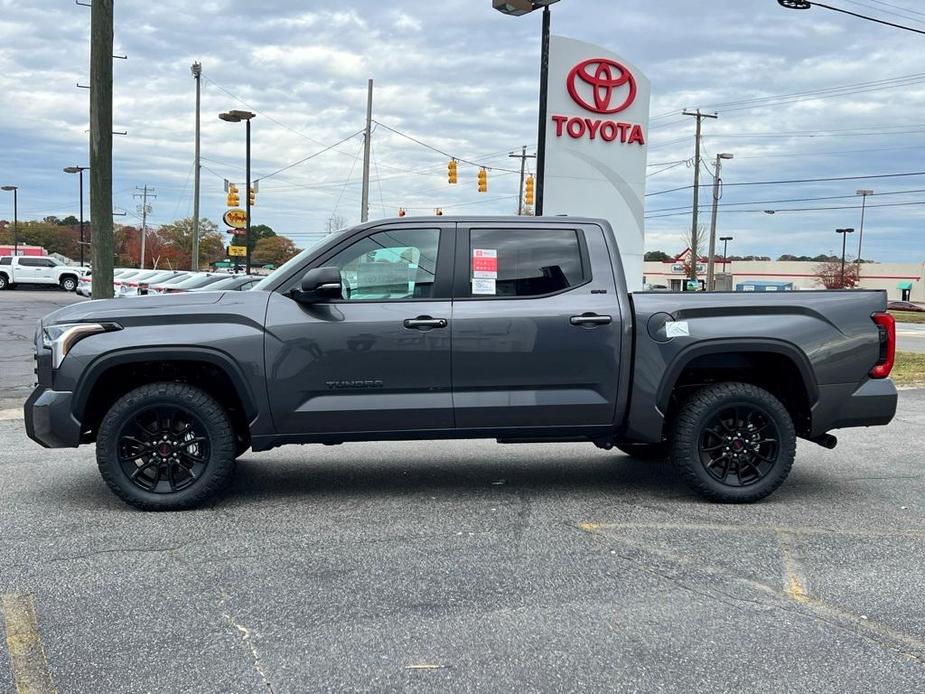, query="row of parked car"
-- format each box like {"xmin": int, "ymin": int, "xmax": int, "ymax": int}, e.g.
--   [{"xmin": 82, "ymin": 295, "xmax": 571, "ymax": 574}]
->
[{"xmin": 77, "ymin": 268, "xmax": 259, "ymax": 298}]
